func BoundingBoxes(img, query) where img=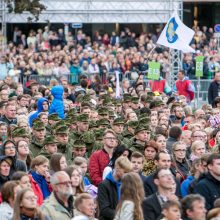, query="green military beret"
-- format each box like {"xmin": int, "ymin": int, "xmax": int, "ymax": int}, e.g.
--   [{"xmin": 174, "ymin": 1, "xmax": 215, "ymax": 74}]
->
[
  {"xmin": 123, "ymin": 95, "xmax": 131, "ymax": 103},
  {"xmin": 53, "ymin": 120, "xmax": 66, "ymax": 130},
  {"xmin": 147, "ymin": 92, "xmax": 155, "ymax": 97},
  {"xmin": 154, "ymin": 100, "xmax": 164, "ymax": 107},
  {"xmin": 48, "ymin": 113, "xmax": 60, "ymax": 121},
  {"xmin": 73, "ymin": 139, "xmax": 86, "ymax": 148},
  {"xmin": 64, "ymin": 116, "xmax": 76, "ymax": 126},
  {"xmin": 98, "ymin": 107, "xmax": 109, "ymax": 116},
  {"xmin": 139, "ymin": 117, "xmax": 150, "ymax": 126},
  {"xmin": 82, "ymin": 131, "xmax": 96, "ymax": 144},
  {"xmin": 89, "ymin": 120, "xmax": 98, "ymax": 129},
  {"xmin": 55, "ymin": 125, "xmax": 69, "ymax": 134},
  {"xmin": 11, "ymin": 127, "xmax": 29, "ymax": 138},
  {"xmin": 32, "ymin": 121, "xmax": 45, "ymax": 131},
  {"xmin": 108, "ymin": 110, "xmax": 115, "ymax": 118},
  {"xmin": 113, "ymin": 117, "xmax": 124, "ymax": 125},
  {"xmin": 126, "ymin": 120, "xmax": 139, "ymax": 129},
  {"xmin": 66, "ymin": 108, "xmax": 77, "ymax": 117},
  {"xmin": 142, "ymin": 95, "xmax": 153, "ymax": 103},
  {"xmin": 43, "ymin": 135, "xmax": 58, "ymax": 146},
  {"xmin": 97, "ymin": 118, "xmax": 110, "ymax": 126},
  {"xmin": 81, "ymin": 101, "xmax": 92, "ymax": 108},
  {"xmin": 102, "ymin": 99, "xmax": 112, "ymax": 106},
  {"xmin": 32, "ymin": 118, "xmax": 41, "ymax": 125},
  {"xmin": 131, "ymin": 96, "xmax": 139, "ymax": 104},
  {"xmin": 82, "ymin": 94, "xmax": 91, "ymax": 102},
  {"xmin": 94, "ymin": 128, "xmax": 105, "ymax": 141},
  {"xmin": 77, "ymin": 113, "xmax": 89, "ymax": 122},
  {"xmin": 134, "ymin": 124, "xmax": 150, "ymax": 135}
]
